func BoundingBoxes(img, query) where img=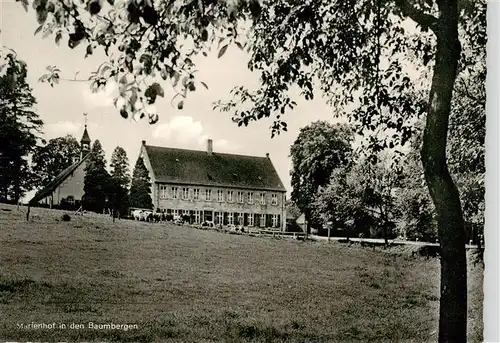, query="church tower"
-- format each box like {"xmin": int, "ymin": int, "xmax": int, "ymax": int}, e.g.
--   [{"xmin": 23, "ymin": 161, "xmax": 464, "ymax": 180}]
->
[{"xmin": 80, "ymin": 113, "xmax": 91, "ymax": 161}]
